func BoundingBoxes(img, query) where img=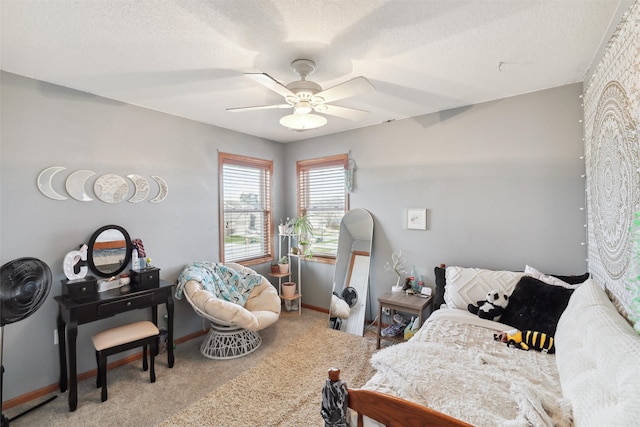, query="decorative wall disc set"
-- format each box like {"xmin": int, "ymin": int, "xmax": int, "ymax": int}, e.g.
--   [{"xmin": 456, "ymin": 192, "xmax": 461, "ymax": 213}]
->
[{"xmin": 37, "ymin": 166, "xmax": 168, "ymax": 203}]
